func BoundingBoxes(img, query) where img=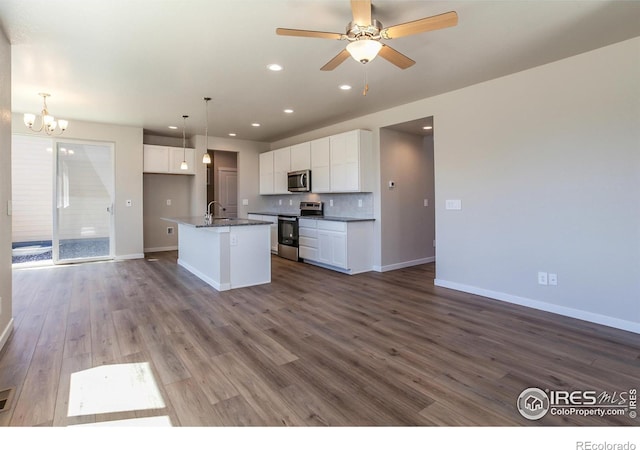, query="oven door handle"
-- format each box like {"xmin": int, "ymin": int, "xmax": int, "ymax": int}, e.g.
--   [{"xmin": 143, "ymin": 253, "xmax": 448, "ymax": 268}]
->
[{"xmin": 279, "ymin": 217, "xmax": 298, "ymax": 222}]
